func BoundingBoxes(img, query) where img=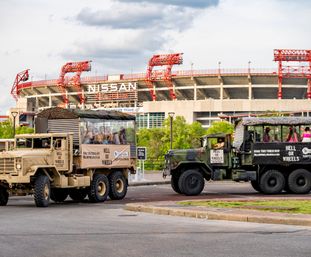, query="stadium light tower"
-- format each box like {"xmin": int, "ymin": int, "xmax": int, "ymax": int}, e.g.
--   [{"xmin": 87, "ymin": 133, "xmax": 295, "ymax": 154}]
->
[
  {"xmin": 57, "ymin": 60, "xmax": 92, "ymax": 105},
  {"xmin": 274, "ymin": 49, "xmax": 311, "ymax": 99},
  {"xmin": 145, "ymin": 53, "xmax": 183, "ymax": 101},
  {"xmin": 11, "ymin": 69, "xmax": 30, "ymax": 101}
]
